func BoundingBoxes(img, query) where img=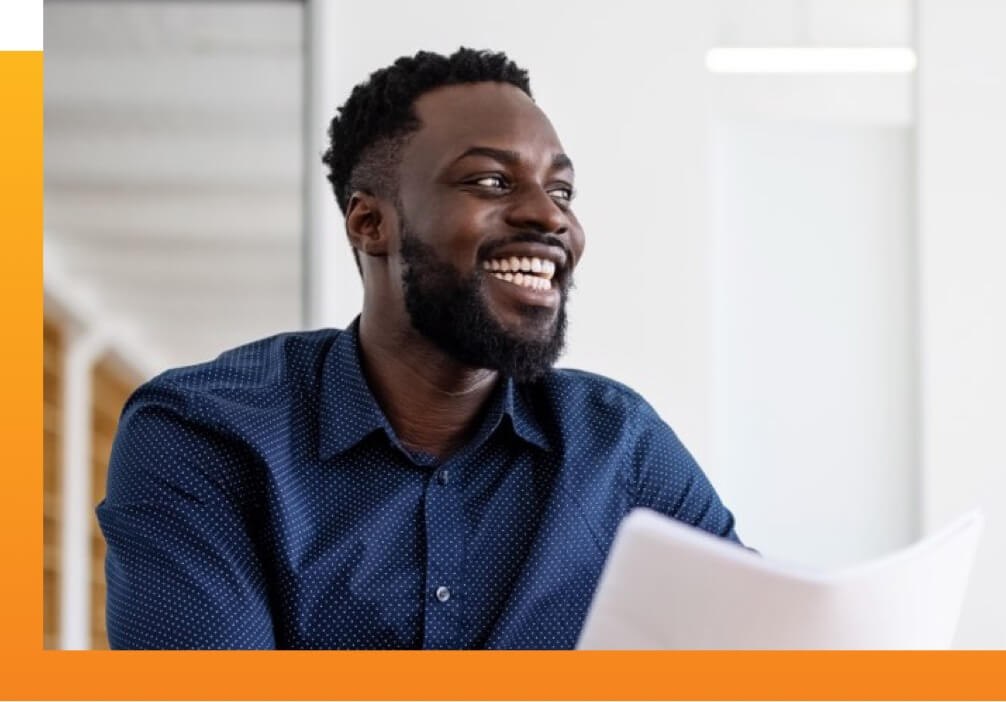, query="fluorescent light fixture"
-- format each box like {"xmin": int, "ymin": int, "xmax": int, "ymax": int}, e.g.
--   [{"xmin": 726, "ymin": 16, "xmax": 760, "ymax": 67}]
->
[{"xmin": 706, "ymin": 47, "xmax": 917, "ymax": 74}]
